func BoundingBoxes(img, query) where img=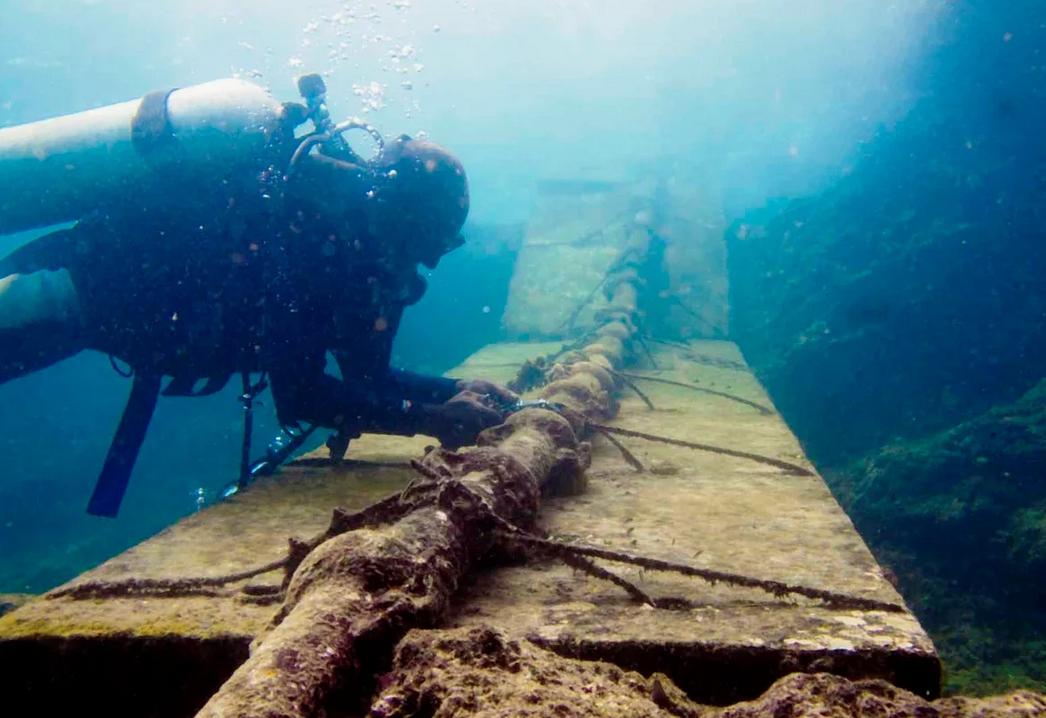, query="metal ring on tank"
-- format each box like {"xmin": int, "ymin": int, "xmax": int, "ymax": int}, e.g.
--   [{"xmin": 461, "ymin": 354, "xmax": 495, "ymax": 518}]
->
[{"xmin": 287, "ymin": 117, "xmax": 386, "ymax": 171}]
